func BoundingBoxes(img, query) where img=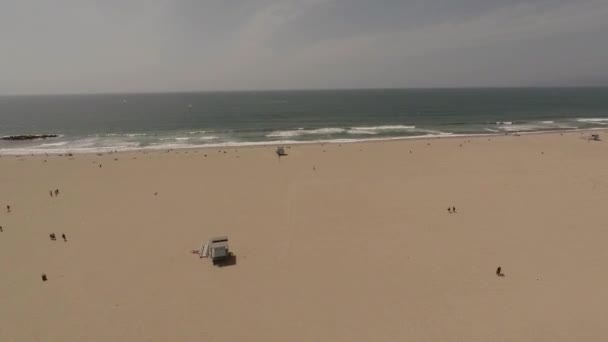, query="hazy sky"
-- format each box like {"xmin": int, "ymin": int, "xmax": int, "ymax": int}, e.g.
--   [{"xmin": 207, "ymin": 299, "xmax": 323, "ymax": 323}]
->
[{"xmin": 2, "ymin": 0, "xmax": 608, "ymax": 94}]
